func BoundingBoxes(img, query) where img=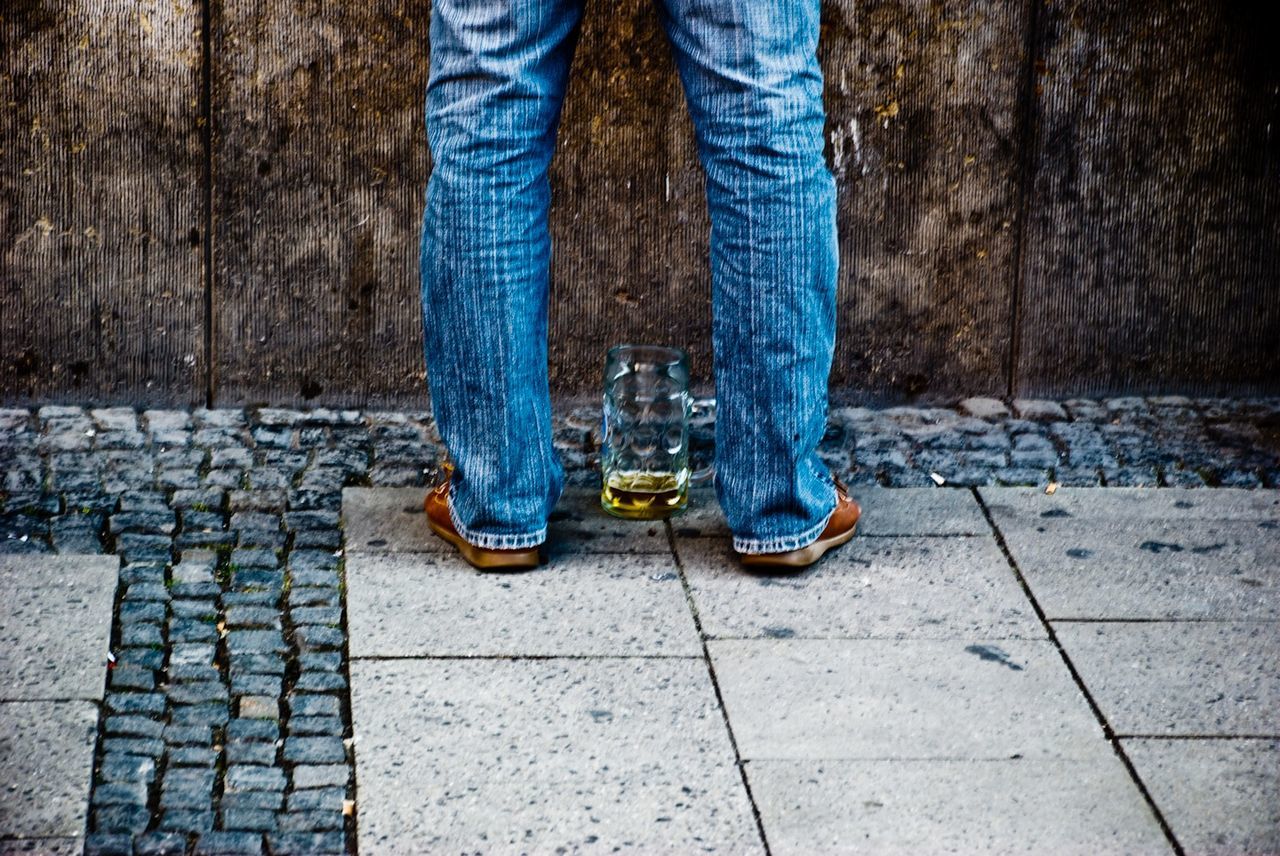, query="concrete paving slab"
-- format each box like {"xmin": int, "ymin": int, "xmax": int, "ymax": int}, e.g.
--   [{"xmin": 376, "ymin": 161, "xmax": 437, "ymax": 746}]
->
[
  {"xmin": 0, "ymin": 700, "xmax": 98, "ymax": 839},
  {"xmin": 709, "ymin": 639, "xmax": 1105, "ymax": 760},
  {"xmin": 676, "ymin": 536, "xmax": 1043, "ymax": 640},
  {"xmin": 746, "ymin": 757, "xmax": 1170, "ymax": 855},
  {"xmin": 980, "ymin": 487, "xmax": 1280, "ymax": 524},
  {"xmin": 672, "ymin": 486, "xmax": 990, "ymax": 537},
  {"xmin": 1124, "ymin": 738, "xmax": 1279, "ymax": 855},
  {"xmin": 350, "ymin": 657, "xmax": 762, "ymax": 853},
  {"xmin": 995, "ymin": 519, "xmax": 1278, "ymax": 620},
  {"xmin": 342, "ymin": 487, "xmax": 671, "ymax": 554},
  {"xmin": 346, "ymin": 551, "xmax": 702, "ymax": 657},
  {"xmin": 1055, "ymin": 622, "xmax": 1280, "ymax": 736},
  {"xmin": 0, "ymin": 555, "xmax": 117, "ymax": 700}
]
